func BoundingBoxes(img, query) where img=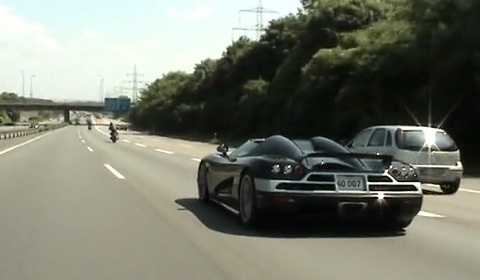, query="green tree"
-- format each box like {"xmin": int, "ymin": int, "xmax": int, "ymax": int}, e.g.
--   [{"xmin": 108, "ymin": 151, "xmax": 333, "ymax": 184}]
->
[{"xmin": 130, "ymin": 0, "xmax": 480, "ymax": 166}]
